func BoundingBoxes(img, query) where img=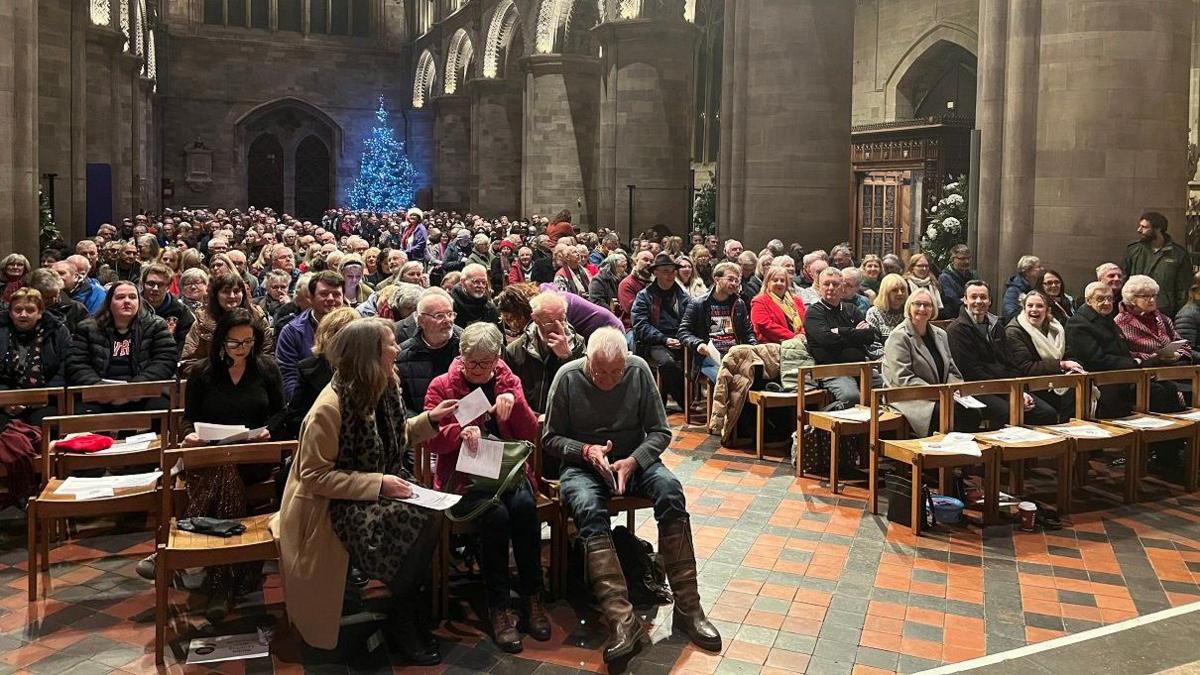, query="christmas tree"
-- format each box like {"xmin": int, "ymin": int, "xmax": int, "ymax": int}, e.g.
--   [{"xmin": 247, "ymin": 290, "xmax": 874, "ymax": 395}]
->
[
  {"xmin": 349, "ymin": 96, "xmax": 418, "ymax": 212},
  {"xmin": 920, "ymin": 175, "xmax": 968, "ymax": 269}
]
